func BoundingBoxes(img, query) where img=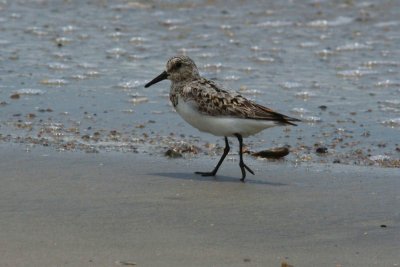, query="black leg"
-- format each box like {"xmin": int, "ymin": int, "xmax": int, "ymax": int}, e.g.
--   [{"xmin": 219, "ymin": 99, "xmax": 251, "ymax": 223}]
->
[
  {"xmin": 234, "ymin": 134, "xmax": 254, "ymax": 182},
  {"xmin": 195, "ymin": 137, "xmax": 230, "ymax": 177}
]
